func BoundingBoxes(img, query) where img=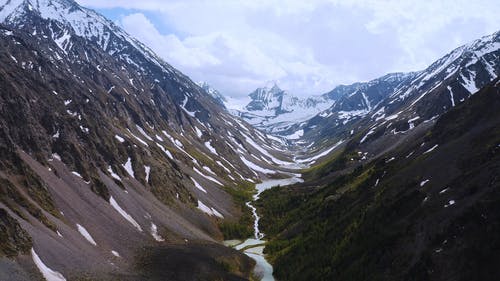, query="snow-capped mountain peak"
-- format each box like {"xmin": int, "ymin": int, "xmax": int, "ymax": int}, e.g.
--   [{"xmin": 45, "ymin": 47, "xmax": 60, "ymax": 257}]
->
[
  {"xmin": 0, "ymin": 0, "xmax": 176, "ymax": 76},
  {"xmin": 198, "ymin": 81, "xmax": 227, "ymax": 106},
  {"xmin": 226, "ymin": 82, "xmax": 333, "ymax": 133}
]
